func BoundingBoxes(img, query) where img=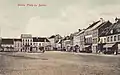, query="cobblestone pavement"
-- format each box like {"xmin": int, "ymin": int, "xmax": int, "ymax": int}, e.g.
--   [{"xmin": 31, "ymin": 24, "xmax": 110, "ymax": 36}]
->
[{"xmin": 0, "ymin": 51, "xmax": 120, "ymax": 75}]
